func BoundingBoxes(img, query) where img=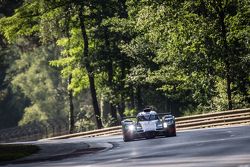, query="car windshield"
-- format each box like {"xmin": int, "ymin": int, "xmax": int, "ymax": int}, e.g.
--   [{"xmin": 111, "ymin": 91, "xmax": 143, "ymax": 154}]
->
[{"xmin": 137, "ymin": 115, "xmax": 159, "ymax": 121}]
